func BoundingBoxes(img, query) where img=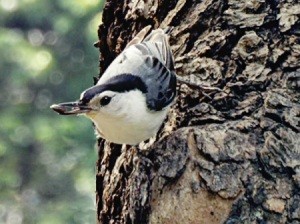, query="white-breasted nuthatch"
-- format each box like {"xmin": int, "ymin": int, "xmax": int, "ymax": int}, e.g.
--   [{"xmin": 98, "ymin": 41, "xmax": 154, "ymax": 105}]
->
[{"xmin": 51, "ymin": 26, "xmax": 177, "ymax": 145}]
